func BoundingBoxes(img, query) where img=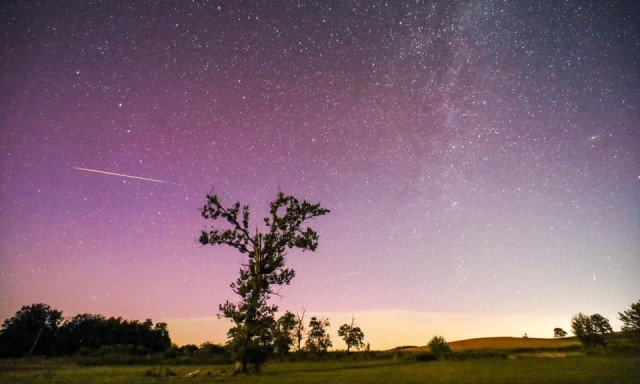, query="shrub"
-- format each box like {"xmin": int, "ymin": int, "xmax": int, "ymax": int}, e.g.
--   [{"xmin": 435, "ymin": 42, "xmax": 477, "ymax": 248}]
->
[{"xmin": 428, "ymin": 336, "xmax": 452, "ymax": 358}]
